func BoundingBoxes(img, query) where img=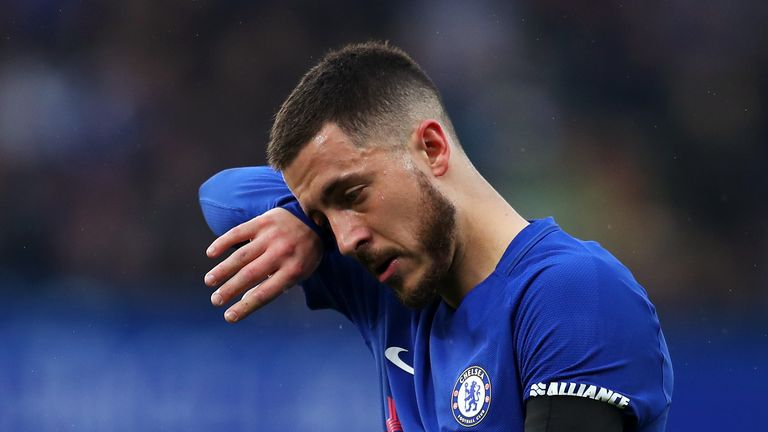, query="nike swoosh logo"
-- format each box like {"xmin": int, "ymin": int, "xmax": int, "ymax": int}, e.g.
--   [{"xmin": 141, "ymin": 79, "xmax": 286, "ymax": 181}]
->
[{"xmin": 384, "ymin": 347, "xmax": 414, "ymax": 375}]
